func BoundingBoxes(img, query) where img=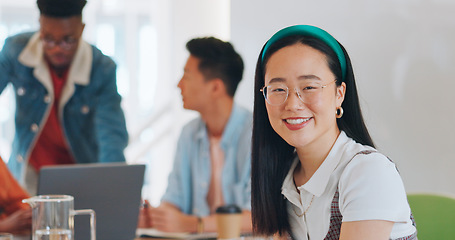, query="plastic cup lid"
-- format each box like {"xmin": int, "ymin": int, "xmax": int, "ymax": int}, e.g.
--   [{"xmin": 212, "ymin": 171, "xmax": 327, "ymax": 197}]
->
[{"xmin": 215, "ymin": 204, "xmax": 242, "ymax": 214}]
